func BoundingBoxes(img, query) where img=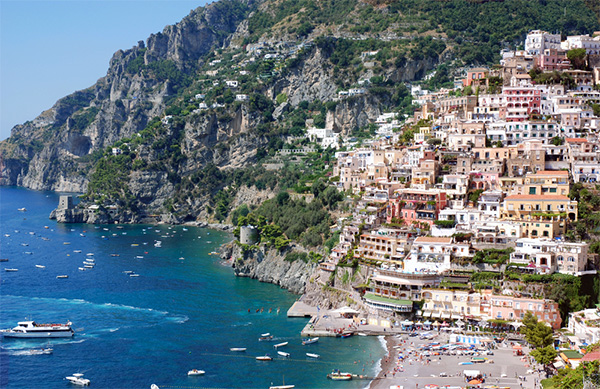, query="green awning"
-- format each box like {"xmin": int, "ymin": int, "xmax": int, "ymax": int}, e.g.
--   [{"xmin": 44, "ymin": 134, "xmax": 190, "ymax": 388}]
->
[{"xmin": 364, "ymin": 293, "xmax": 412, "ymax": 306}]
